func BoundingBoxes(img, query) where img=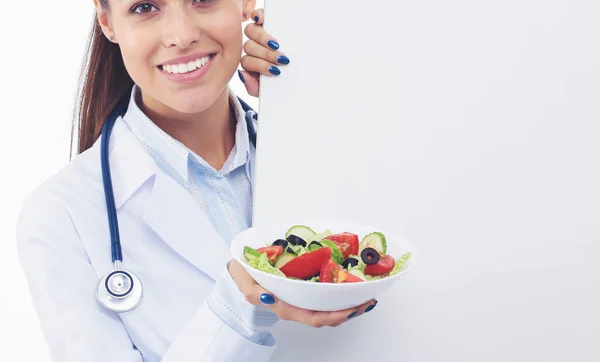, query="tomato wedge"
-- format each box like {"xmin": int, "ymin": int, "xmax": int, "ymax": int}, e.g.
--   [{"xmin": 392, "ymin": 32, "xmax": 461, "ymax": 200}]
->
[
  {"xmin": 323, "ymin": 232, "xmax": 359, "ymax": 260},
  {"xmin": 319, "ymin": 259, "xmax": 363, "ymax": 283},
  {"xmin": 279, "ymin": 247, "xmax": 332, "ymax": 279},
  {"xmin": 364, "ymin": 254, "xmax": 395, "ymax": 276},
  {"xmin": 256, "ymin": 246, "xmax": 283, "ymax": 264}
]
